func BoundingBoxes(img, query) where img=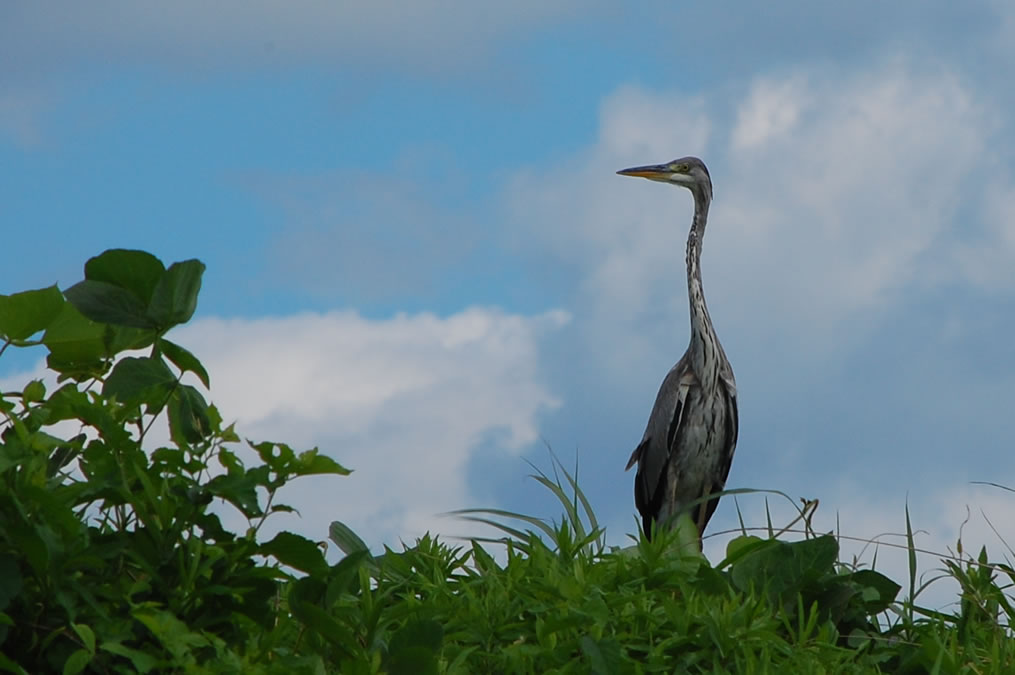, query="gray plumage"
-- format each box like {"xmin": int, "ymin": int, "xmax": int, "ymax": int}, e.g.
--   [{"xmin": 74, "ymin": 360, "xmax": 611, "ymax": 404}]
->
[{"xmin": 617, "ymin": 157, "xmax": 739, "ymax": 541}]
